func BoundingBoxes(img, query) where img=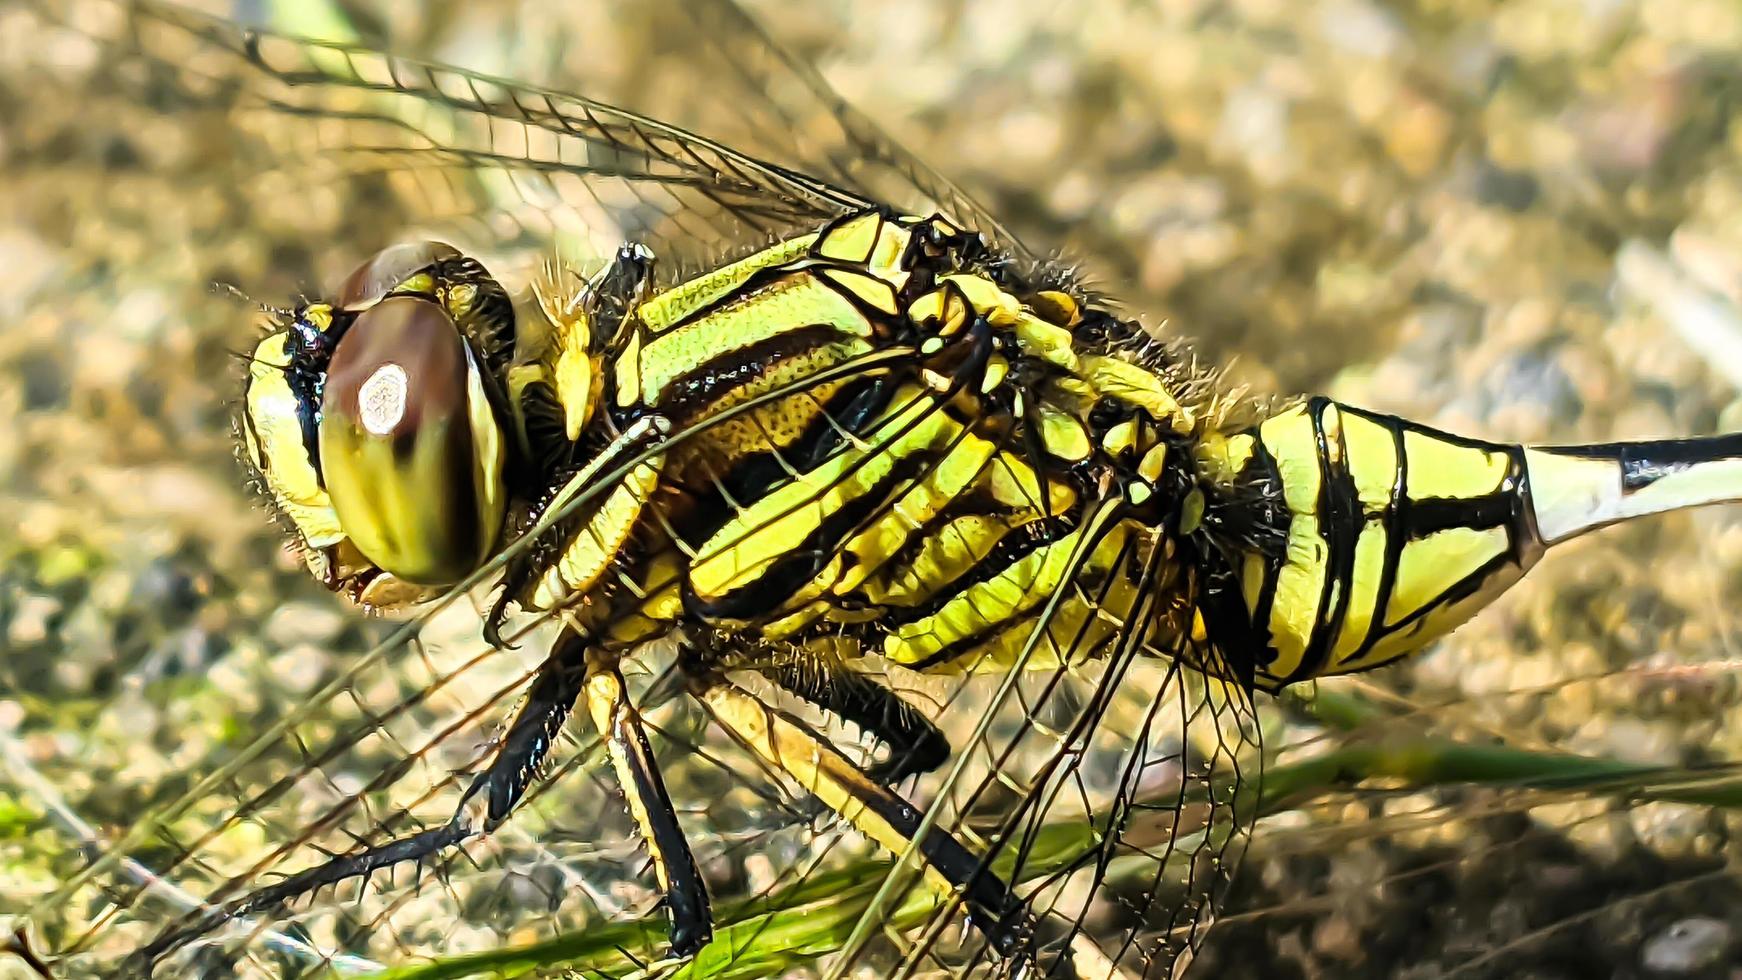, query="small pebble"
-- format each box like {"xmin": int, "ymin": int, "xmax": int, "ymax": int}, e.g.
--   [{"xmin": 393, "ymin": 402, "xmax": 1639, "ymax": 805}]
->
[
  {"xmin": 262, "ymin": 600, "xmax": 348, "ymax": 648},
  {"xmin": 1641, "ymin": 917, "xmax": 1732, "ymax": 974}
]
